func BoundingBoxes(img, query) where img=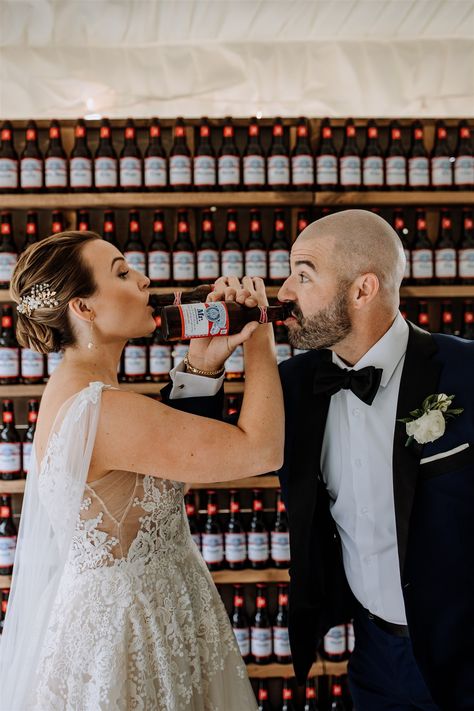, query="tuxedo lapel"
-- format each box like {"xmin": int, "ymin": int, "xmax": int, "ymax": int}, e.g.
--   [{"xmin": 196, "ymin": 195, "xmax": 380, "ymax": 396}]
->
[{"xmin": 393, "ymin": 322, "xmax": 442, "ymax": 578}]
